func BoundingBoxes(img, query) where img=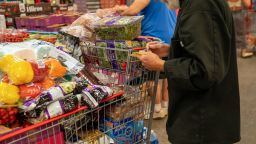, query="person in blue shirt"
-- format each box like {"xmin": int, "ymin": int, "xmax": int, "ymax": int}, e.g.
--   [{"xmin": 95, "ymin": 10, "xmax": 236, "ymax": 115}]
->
[{"xmin": 115, "ymin": 0, "xmax": 177, "ymax": 118}]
